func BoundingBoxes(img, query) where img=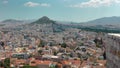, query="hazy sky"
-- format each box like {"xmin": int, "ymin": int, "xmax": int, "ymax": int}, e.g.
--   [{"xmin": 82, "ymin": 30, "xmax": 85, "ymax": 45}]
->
[{"xmin": 0, "ymin": 0, "xmax": 120, "ymax": 22}]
